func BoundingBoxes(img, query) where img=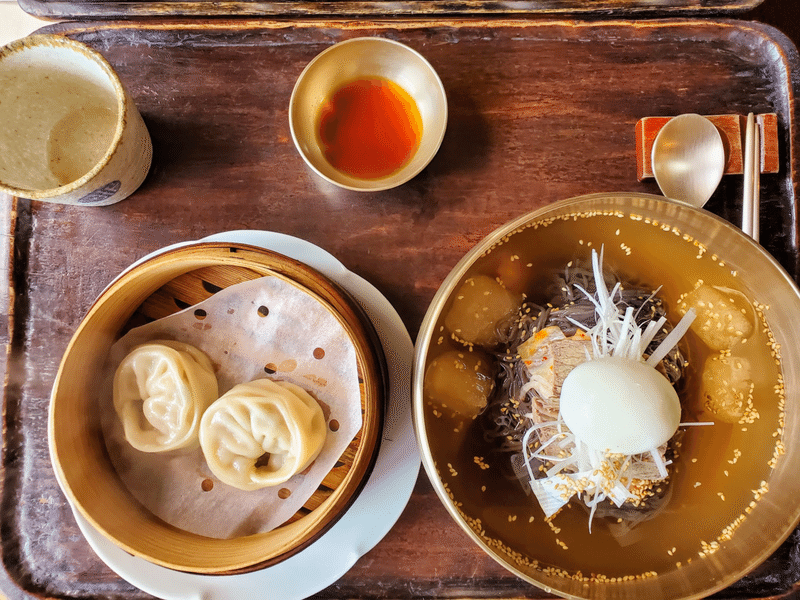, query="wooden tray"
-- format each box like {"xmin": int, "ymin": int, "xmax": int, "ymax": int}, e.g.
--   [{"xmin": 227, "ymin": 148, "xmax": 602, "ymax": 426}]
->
[
  {"xmin": 2, "ymin": 17, "xmax": 800, "ymax": 600},
  {"xmin": 16, "ymin": 0, "xmax": 765, "ymax": 21}
]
